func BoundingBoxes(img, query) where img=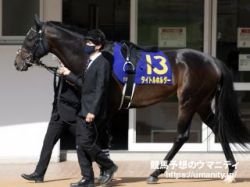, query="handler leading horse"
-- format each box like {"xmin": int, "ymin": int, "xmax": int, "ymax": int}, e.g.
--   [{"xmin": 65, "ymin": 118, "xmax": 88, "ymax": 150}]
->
[{"xmin": 15, "ymin": 18, "xmax": 250, "ymax": 184}]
